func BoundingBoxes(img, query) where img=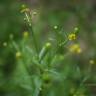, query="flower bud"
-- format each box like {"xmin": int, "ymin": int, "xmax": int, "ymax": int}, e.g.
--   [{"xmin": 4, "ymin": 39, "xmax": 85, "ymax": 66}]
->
[{"xmin": 39, "ymin": 42, "xmax": 51, "ymax": 61}]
